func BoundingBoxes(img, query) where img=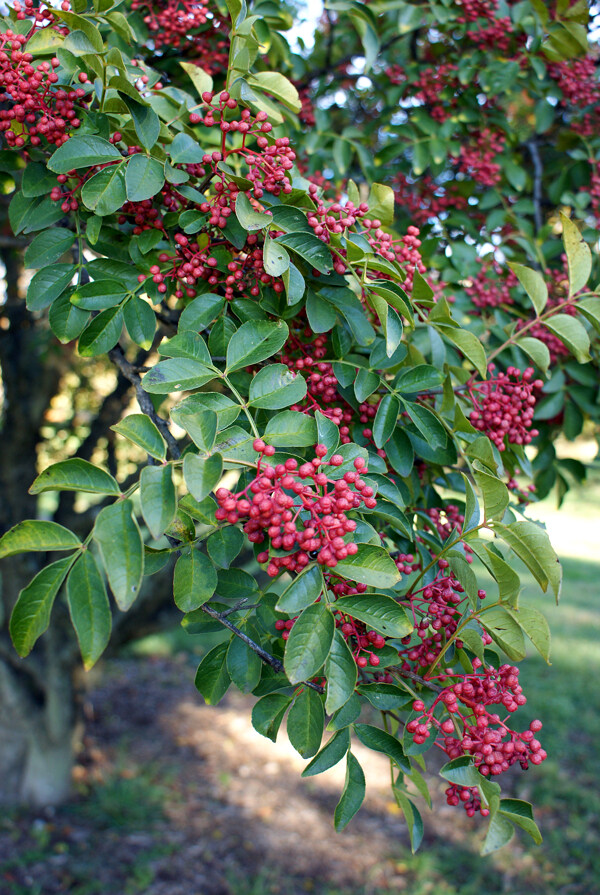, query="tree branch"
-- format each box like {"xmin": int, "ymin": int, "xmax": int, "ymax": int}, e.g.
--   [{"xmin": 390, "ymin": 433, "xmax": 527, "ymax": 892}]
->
[
  {"xmin": 108, "ymin": 345, "xmax": 181, "ymax": 460},
  {"xmin": 527, "ymin": 139, "xmax": 544, "ymax": 238},
  {"xmin": 200, "ymin": 603, "xmax": 325, "ymax": 693}
]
